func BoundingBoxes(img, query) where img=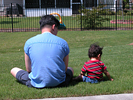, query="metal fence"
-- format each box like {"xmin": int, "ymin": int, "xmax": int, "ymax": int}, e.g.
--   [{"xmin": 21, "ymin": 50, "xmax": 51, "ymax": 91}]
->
[{"xmin": 0, "ymin": 1, "xmax": 133, "ymax": 32}]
